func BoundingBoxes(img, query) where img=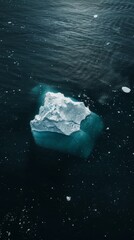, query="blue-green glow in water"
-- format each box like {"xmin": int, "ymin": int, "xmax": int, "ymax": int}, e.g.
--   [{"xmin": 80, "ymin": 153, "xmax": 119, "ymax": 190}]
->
[{"xmin": 32, "ymin": 112, "xmax": 103, "ymax": 159}]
